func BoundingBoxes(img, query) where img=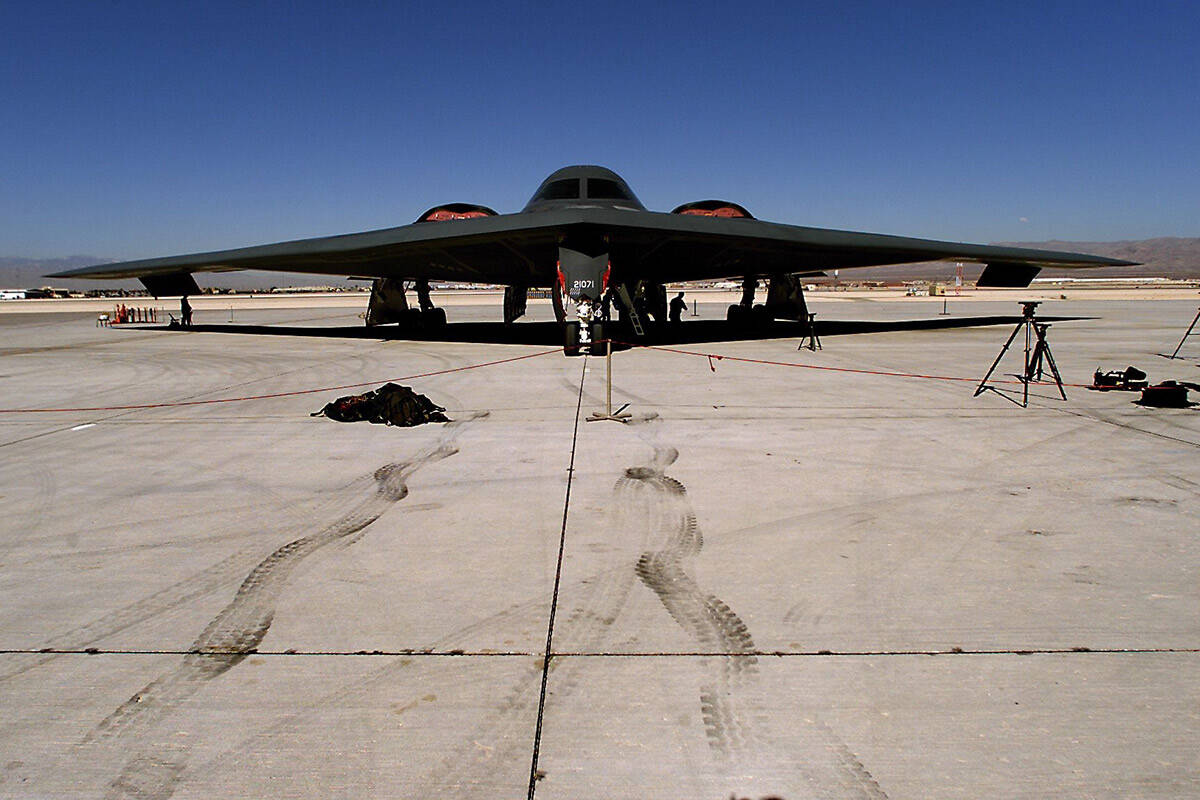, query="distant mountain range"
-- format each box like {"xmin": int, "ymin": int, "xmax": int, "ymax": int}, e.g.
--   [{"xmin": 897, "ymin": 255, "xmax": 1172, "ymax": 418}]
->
[
  {"xmin": 4, "ymin": 237, "xmax": 1199, "ymax": 291},
  {"xmin": 0, "ymin": 256, "xmax": 133, "ymax": 291},
  {"xmin": 837, "ymin": 237, "xmax": 1200, "ymax": 282},
  {"xmin": 998, "ymin": 238, "xmax": 1200, "ymax": 279}
]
